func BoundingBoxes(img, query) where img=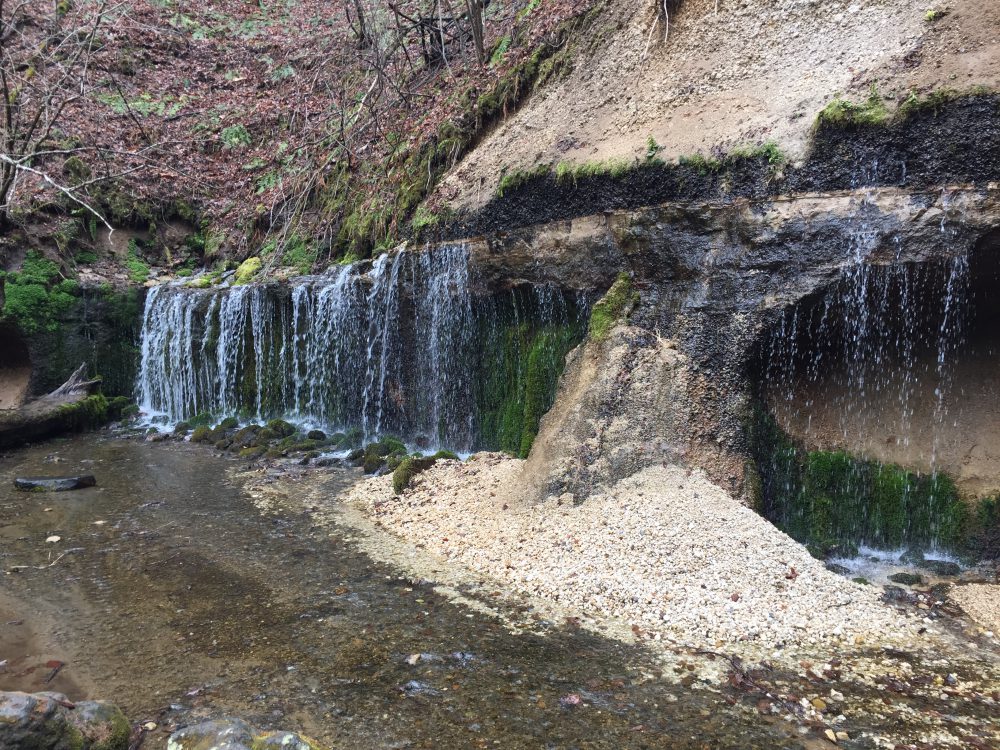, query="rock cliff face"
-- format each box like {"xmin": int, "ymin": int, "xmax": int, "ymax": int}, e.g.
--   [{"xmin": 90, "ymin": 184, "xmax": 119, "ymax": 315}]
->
[
  {"xmin": 443, "ymin": 98, "xmax": 1000, "ymax": 506},
  {"xmin": 478, "ymin": 184, "xmax": 1000, "ymax": 502}
]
